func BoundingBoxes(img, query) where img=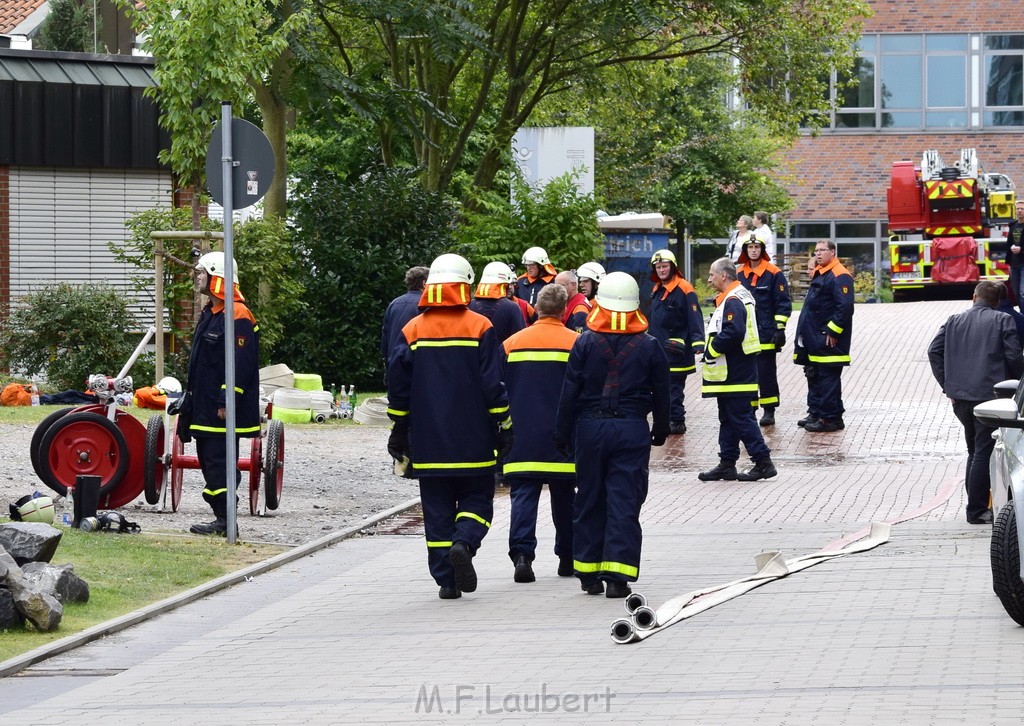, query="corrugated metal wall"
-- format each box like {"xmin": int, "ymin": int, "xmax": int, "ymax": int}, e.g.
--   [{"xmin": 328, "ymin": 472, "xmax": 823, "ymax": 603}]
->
[{"xmin": 8, "ymin": 166, "xmax": 172, "ymax": 322}]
